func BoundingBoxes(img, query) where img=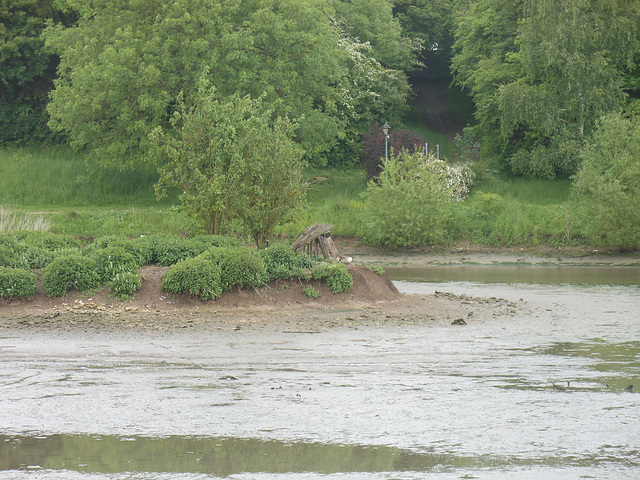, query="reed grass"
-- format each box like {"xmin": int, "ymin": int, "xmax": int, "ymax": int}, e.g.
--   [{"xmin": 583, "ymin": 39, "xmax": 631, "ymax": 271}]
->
[{"xmin": 0, "ymin": 207, "xmax": 51, "ymax": 233}]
